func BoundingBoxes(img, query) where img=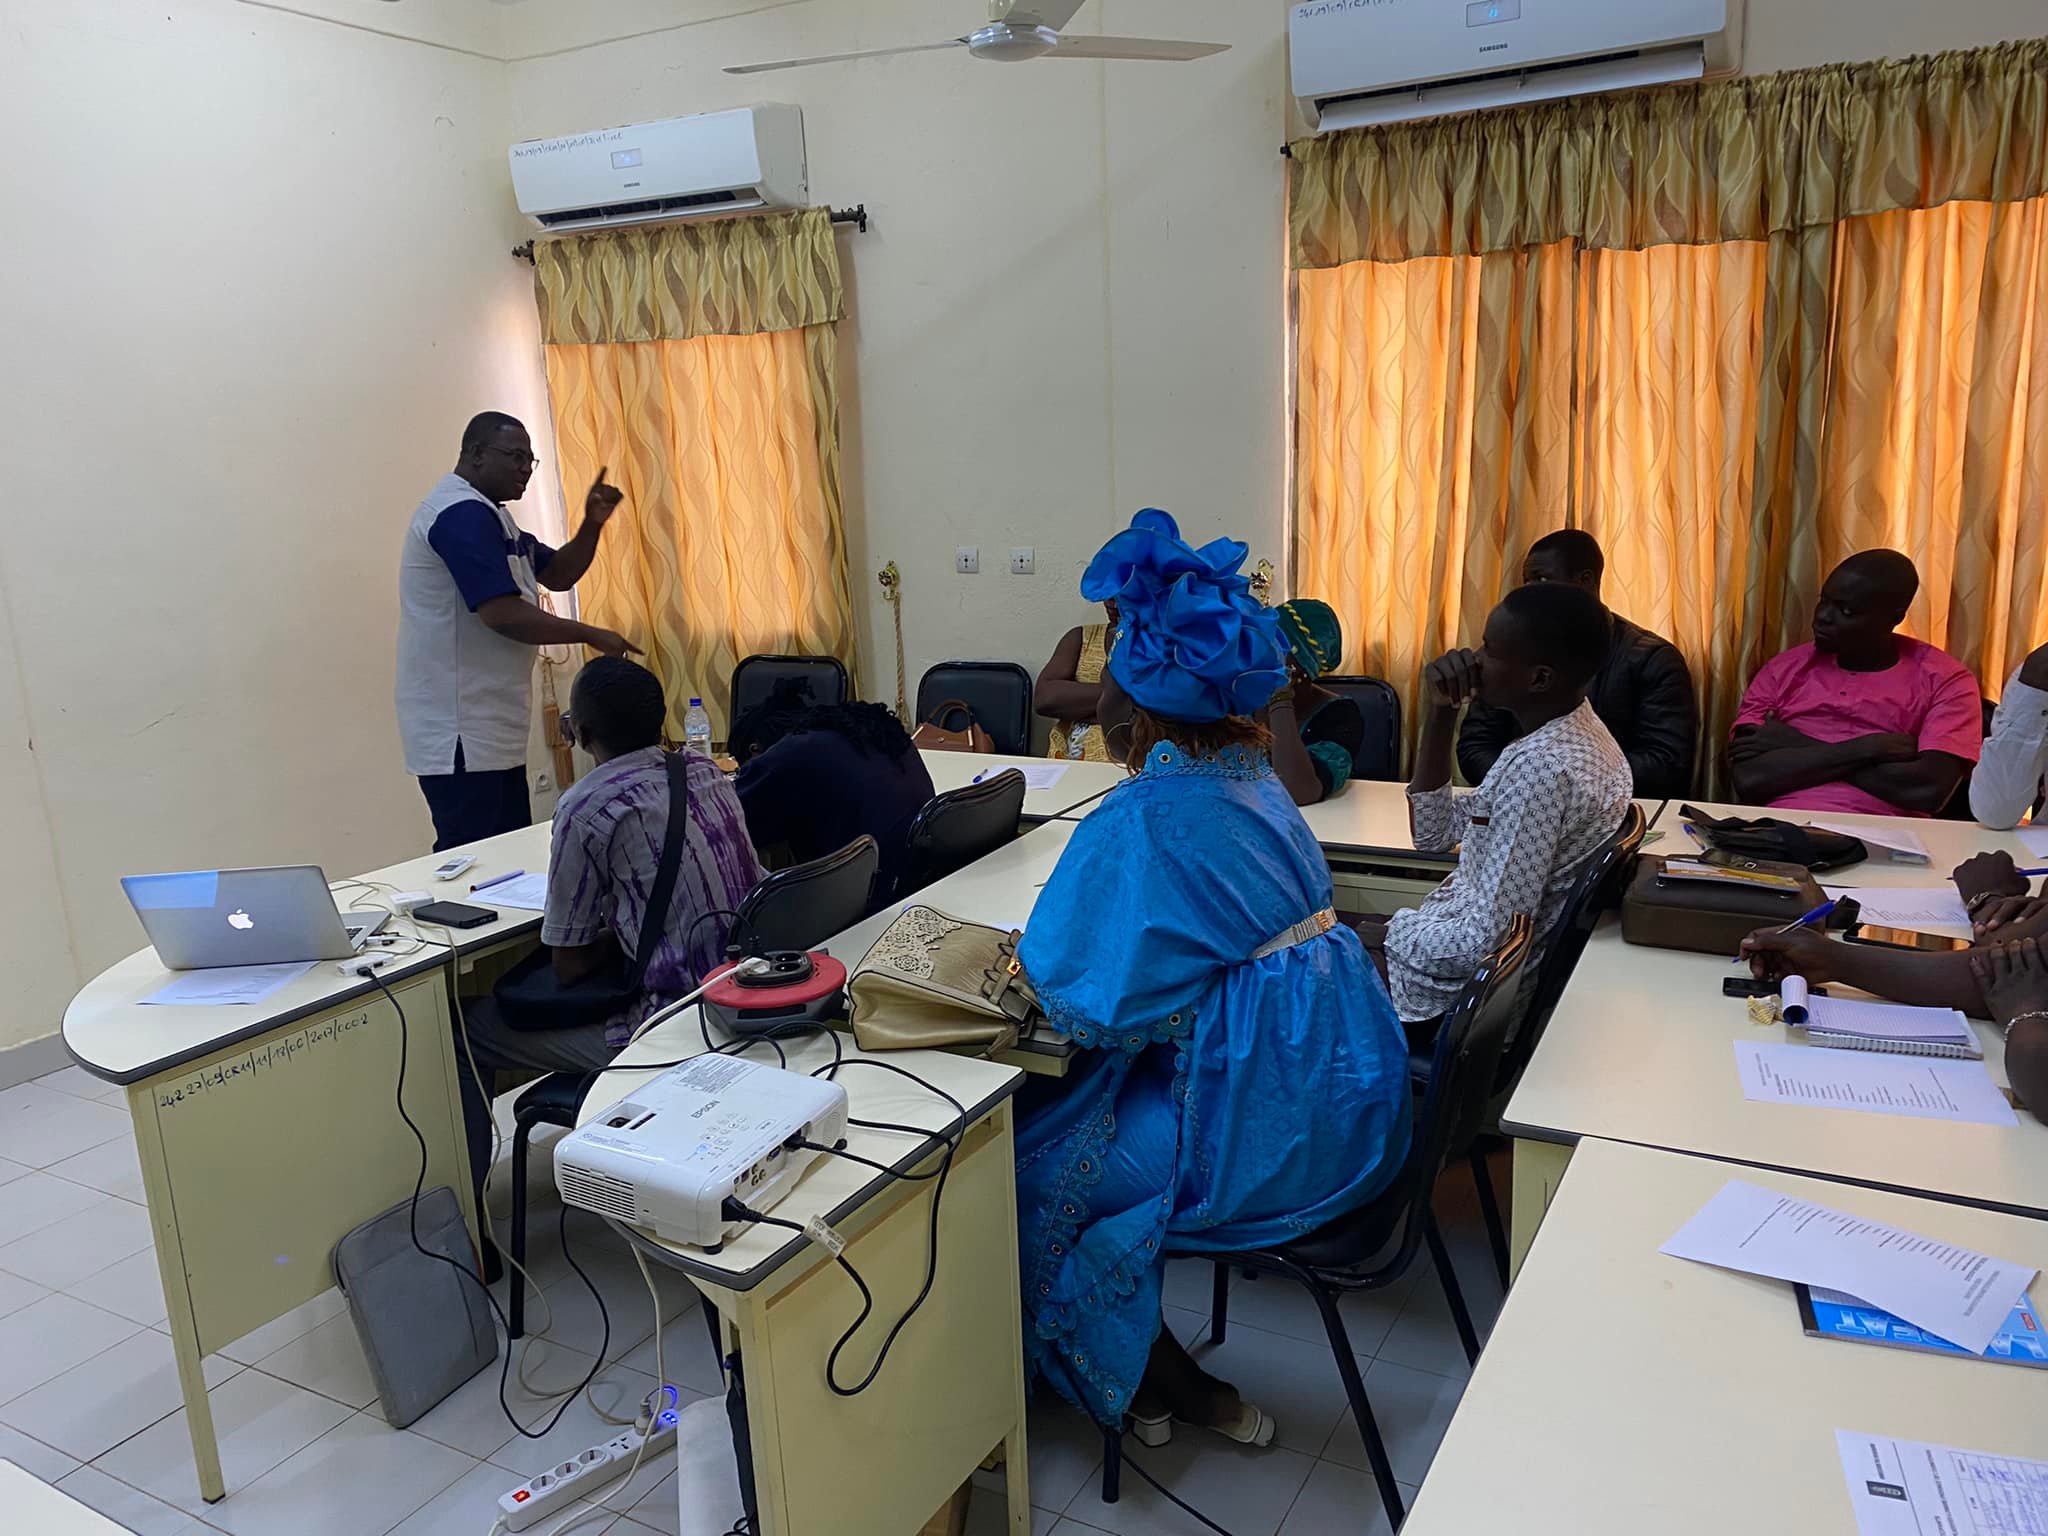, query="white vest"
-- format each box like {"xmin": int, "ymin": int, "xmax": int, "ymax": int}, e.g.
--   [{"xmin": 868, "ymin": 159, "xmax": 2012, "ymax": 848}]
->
[{"xmin": 394, "ymin": 473, "xmax": 542, "ymax": 777}]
